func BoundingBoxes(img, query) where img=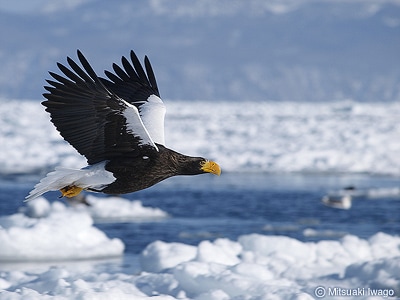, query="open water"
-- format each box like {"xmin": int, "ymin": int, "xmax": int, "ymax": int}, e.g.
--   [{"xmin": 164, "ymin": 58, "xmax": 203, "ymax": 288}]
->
[{"xmin": 1, "ymin": 172, "xmax": 398, "ymax": 256}]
